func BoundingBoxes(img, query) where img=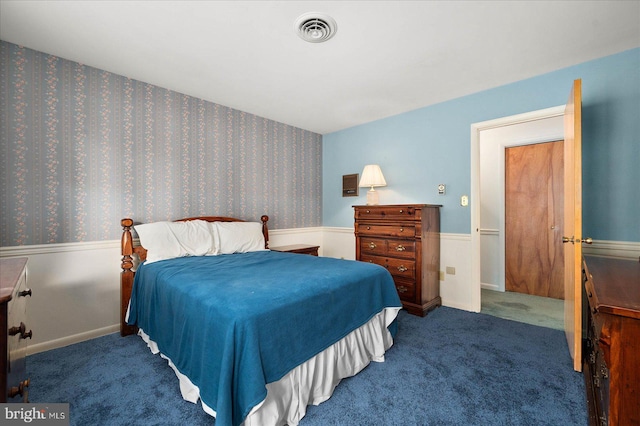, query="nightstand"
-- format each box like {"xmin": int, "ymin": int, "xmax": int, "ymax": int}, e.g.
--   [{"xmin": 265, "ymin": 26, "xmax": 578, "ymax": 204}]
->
[{"xmin": 270, "ymin": 244, "xmax": 319, "ymax": 256}]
